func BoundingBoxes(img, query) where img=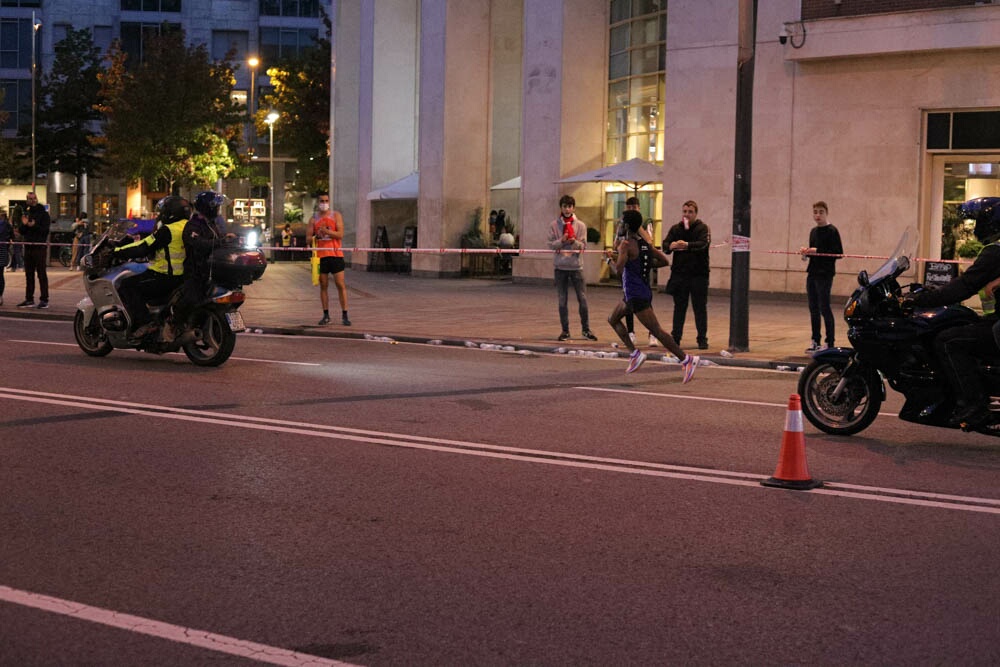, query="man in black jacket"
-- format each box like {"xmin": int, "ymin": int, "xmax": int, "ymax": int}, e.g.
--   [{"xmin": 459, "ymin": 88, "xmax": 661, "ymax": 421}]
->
[
  {"xmin": 905, "ymin": 197, "xmax": 1000, "ymax": 429},
  {"xmin": 662, "ymin": 200, "xmax": 711, "ymax": 349},
  {"xmin": 16, "ymin": 191, "xmax": 50, "ymax": 309}
]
